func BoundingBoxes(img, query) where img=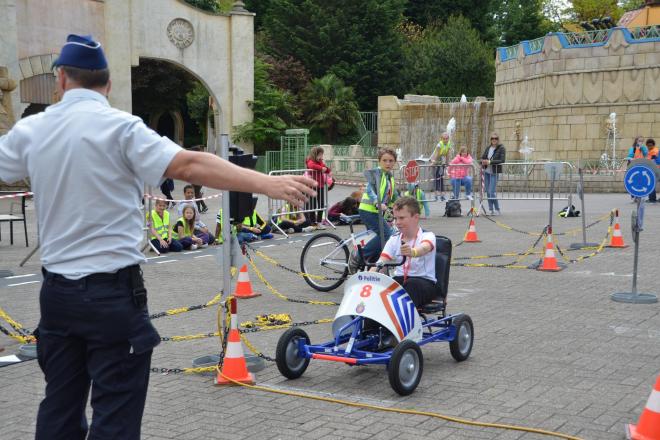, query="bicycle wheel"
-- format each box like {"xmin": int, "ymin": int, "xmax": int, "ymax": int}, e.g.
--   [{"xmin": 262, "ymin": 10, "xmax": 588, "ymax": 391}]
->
[{"xmin": 300, "ymin": 233, "xmax": 349, "ymax": 292}]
